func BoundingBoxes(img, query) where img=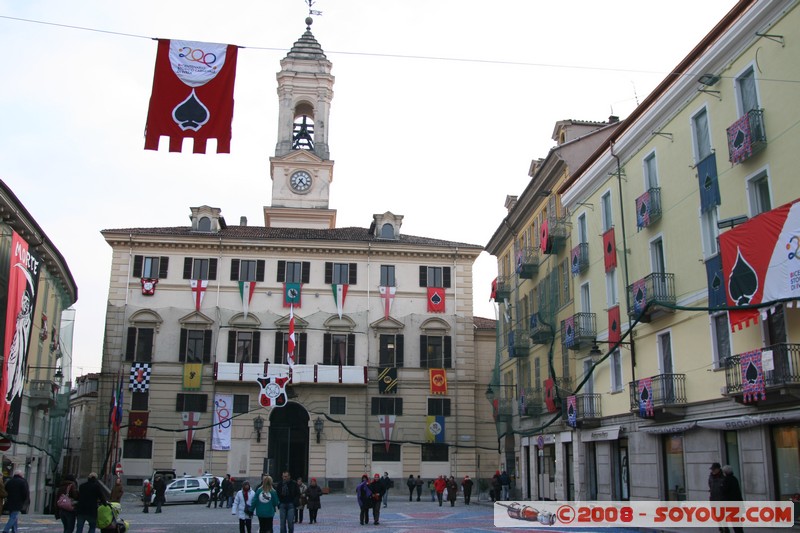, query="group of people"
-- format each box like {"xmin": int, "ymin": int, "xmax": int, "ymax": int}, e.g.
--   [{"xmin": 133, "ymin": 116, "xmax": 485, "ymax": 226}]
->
[
  {"xmin": 230, "ymin": 472, "xmax": 323, "ymax": 533},
  {"xmin": 141, "ymin": 474, "xmax": 166, "ymax": 513},
  {"xmin": 206, "ymin": 474, "xmax": 236, "ymax": 509},
  {"xmin": 52, "ymin": 472, "xmax": 108, "ymax": 533},
  {"xmin": 709, "ymin": 462, "xmax": 744, "ymax": 533}
]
